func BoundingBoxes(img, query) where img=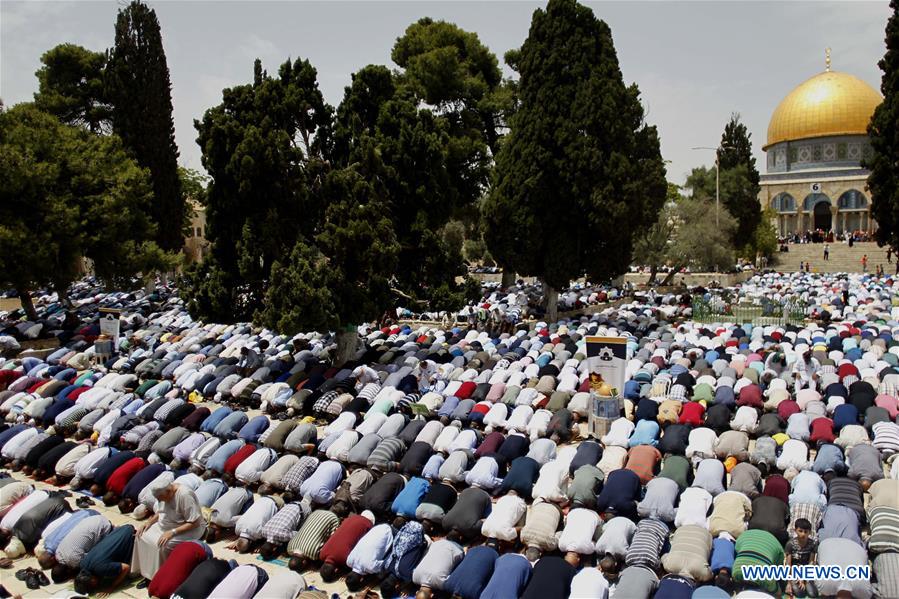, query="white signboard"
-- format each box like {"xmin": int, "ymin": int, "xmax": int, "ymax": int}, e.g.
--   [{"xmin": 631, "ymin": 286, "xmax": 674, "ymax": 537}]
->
[{"xmin": 99, "ymin": 308, "xmax": 122, "ymax": 346}]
